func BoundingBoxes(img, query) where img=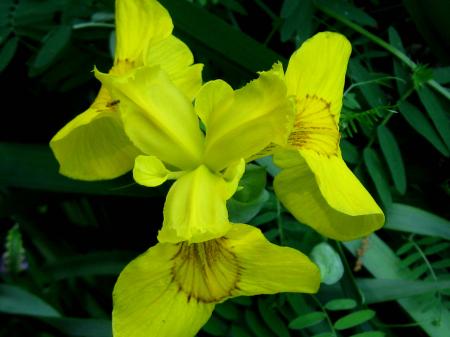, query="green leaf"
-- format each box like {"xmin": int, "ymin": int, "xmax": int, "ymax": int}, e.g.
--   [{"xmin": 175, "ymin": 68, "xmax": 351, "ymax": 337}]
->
[
  {"xmin": 215, "ymin": 301, "xmax": 241, "ymax": 321},
  {"xmin": 31, "ymin": 25, "xmax": 72, "ymax": 75},
  {"xmin": 3, "ymin": 224, "xmax": 26, "ymax": 275},
  {"xmin": 245, "ymin": 310, "xmax": 277, "ymax": 337},
  {"xmin": 357, "ymin": 278, "xmax": 450, "ymax": 304},
  {"xmin": 385, "ymin": 203, "xmax": 450, "ymax": 240},
  {"xmin": 0, "ymin": 37, "xmax": 18, "ymax": 72},
  {"xmin": 324, "ymin": 298, "xmax": 357, "ymax": 311},
  {"xmin": 43, "ymin": 251, "xmax": 135, "ymax": 280},
  {"xmin": 423, "ymin": 242, "xmax": 449, "ymax": 255},
  {"xmin": 0, "ymin": 284, "xmax": 60, "ymax": 317},
  {"xmin": 333, "ymin": 310, "xmax": 375, "ymax": 330},
  {"xmin": 202, "ymin": 315, "xmax": 228, "ymax": 336},
  {"xmin": 398, "ymin": 101, "xmax": 449, "ymax": 156},
  {"xmin": 228, "ymin": 190, "xmax": 269, "ymax": 224},
  {"xmin": 288, "ymin": 311, "xmax": 326, "ymax": 330},
  {"xmin": 257, "ymin": 298, "xmax": 290, "ymax": 337},
  {"xmin": 0, "ymin": 0, "xmax": 14, "ymax": 45},
  {"xmin": 363, "ymin": 147, "xmax": 392, "ymax": 207},
  {"xmin": 159, "ymin": 0, "xmax": 283, "ymax": 73},
  {"xmin": 350, "ymin": 332, "xmax": 385, "ymax": 337},
  {"xmin": 341, "ymin": 139, "xmax": 360, "ymax": 164},
  {"xmin": 377, "ymin": 125, "xmax": 407, "ymax": 194},
  {"xmin": 433, "ymin": 66, "xmax": 450, "ymax": 84},
  {"xmin": 280, "ymin": 0, "xmax": 314, "ymax": 43},
  {"xmin": 312, "ymin": 333, "xmax": 334, "ymax": 337},
  {"xmin": 348, "ymin": 60, "xmax": 387, "ymax": 107},
  {"xmin": 315, "ymin": 0, "xmax": 377, "ymax": 27},
  {"xmin": 344, "ymin": 234, "xmax": 450, "ymax": 337},
  {"xmin": 396, "ymin": 242, "xmax": 415, "ymax": 256},
  {"xmin": 230, "ymin": 325, "xmax": 253, "ymax": 337},
  {"xmin": 43, "ymin": 317, "xmax": 112, "ymax": 337},
  {"xmin": 310, "ymin": 242, "xmax": 344, "ymax": 285},
  {"xmin": 0, "ymin": 143, "xmax": 163, "ymax": 197},
  {"xmin": 228, "ymin": 164, "xmax": 269, "ymax": 223},
  {"xmin": 417, "ymin": 86, "xmax": 450, "ymax": 151}
]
